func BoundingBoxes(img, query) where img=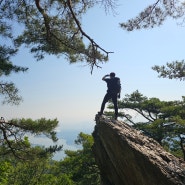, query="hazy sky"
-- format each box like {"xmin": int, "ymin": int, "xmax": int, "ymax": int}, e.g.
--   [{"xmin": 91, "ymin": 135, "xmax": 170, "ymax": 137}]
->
[{"xmin": 1, "ymin": 1, "xmax": 185, "ymax": 134}]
